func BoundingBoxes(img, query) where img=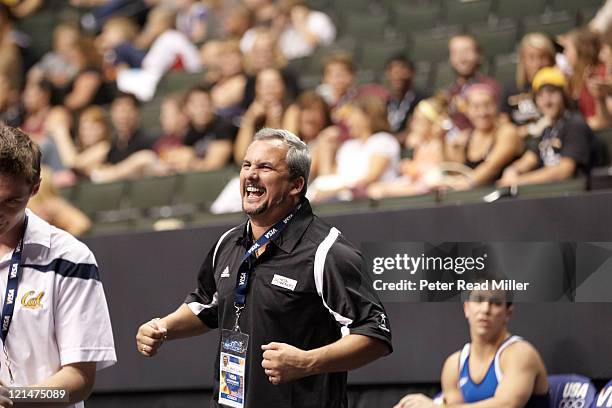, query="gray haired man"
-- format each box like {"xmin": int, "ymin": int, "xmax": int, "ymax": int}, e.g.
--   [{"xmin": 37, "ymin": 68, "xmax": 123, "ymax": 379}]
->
[{"xmin": 136, "ymin": 128, "xmax": 392, "ymax": 408}]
